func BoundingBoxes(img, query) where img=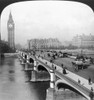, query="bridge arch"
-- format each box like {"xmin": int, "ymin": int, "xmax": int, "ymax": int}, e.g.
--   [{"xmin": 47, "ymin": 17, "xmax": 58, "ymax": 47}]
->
[
  {"xmin": 29, "ymin": 57, "xmax": 34, "ymax": 63},
  {"xmin": 24, "ymin": 54, "xmax": 27, "ymax": 59},
  {"xmin": 37, "ymin": 64, "xmax": 48, "ymax": 72},
  {"xmin": 55, "ymin": 79, "xmax": 88, "ymax": 99},
  {"xmin": 37, "ymin": 63, "xmax": 51, "ymax": 75},
  {"xmin": 37, "ymin": 64, "xmax": 50, "ymax": 81}
]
